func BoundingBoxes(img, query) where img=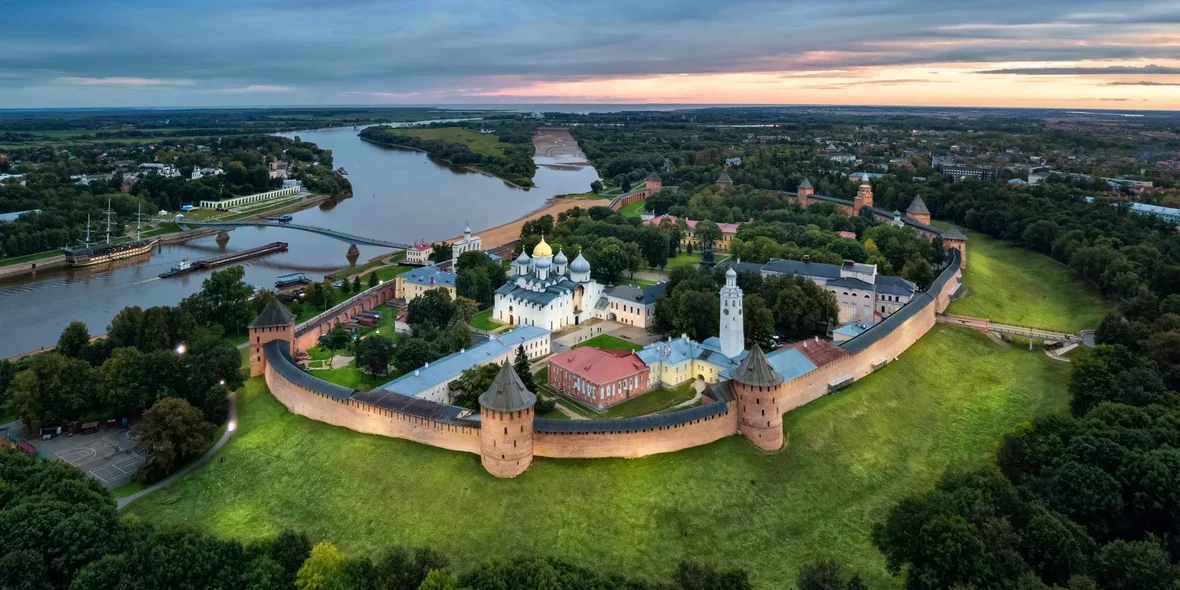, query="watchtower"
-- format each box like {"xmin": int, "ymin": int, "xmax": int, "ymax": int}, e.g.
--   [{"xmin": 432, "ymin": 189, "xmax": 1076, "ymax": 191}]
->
[
  {"xmin": 645, "ymin": 171, "xmax": 662, "ymax": 196},
  {"xmin": 732, "ymin": 345, "xmax": 786, "ymax": 451},
  {"xmin": 906, "ymin": 195, "xmax": 931, "ymax": 226},
  {"xmin": 715, "ymin": 171, "xmax": 734, "ymax": 190},
  {"xmin": 796, "ymin": 178, "xmax": 814, "ymax": 208},
  {"xmin": 853, "ymin": 181, "xmax": 873, "ymax": 214},
  {"xmin": 479, "ymin": 361, "xmax": 537, "ymax": 478},
  {"xmin": 248, "ymin": 299, "xmax": 295, "ymax": 377}
]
